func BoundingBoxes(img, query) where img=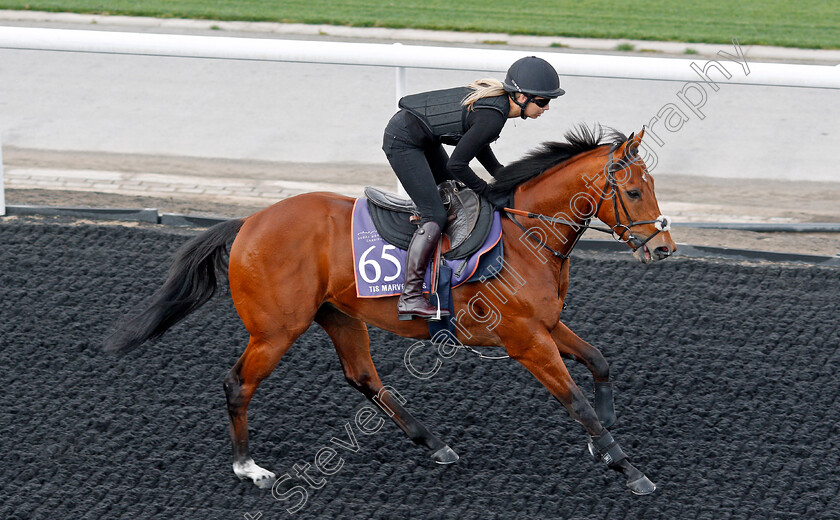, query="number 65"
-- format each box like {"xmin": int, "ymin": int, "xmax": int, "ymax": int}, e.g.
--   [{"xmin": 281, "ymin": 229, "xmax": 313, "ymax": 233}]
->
[{"xmin": 359, "ymin": 245, "xmax": 401, "ymax": 284}]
